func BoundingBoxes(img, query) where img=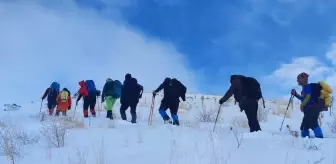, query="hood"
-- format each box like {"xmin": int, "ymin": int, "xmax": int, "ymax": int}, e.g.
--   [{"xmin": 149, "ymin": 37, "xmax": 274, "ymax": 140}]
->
[
  {"xmin": 125, "ymin": 73, "xmax": 132, "ymax": 80},
  {"xmin": 230, "ymin": 75, "xmax": 245, "ymax": 83},
  {"xmin": 79, "ymin": 80, "xmax": 86, "ymax": 87}
]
